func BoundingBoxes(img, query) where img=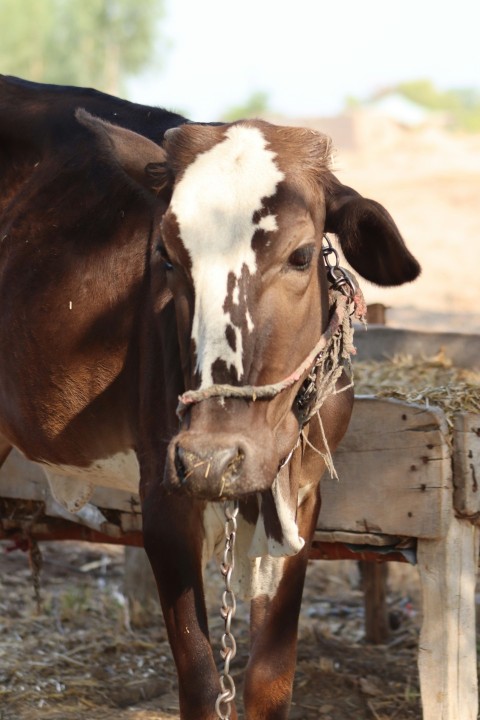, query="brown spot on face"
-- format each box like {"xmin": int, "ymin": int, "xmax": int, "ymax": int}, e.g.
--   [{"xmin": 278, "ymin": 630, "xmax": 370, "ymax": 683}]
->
[
  {"xmin": 223, "ymin": 266, "xmax": 256, "ymax": 327},
  {"xmin": 210, "ymin": 357, "xmax": 238, "ymax": 385},
  {"xmin": 251, "ymin": 197, "xmax": 277, "ymax": 227},
  {"xmin": 225, "ymin": 324, "xmax": 236, "ymax": 352}
]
